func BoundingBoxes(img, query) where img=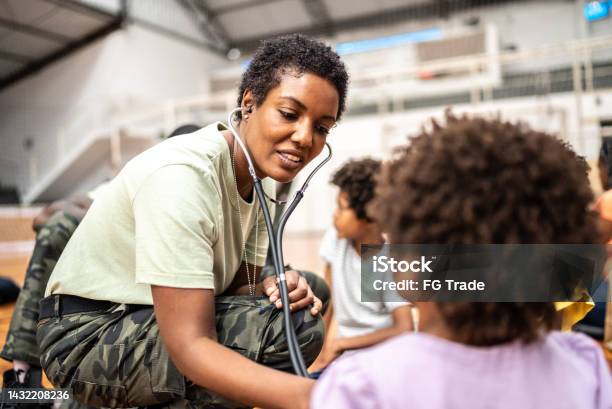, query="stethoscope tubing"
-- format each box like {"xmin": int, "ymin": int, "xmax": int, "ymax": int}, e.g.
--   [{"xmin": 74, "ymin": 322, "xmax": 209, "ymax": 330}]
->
[{"xmin": 227, "ymin": 108, "xmax": 332, "ymax": 377}]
